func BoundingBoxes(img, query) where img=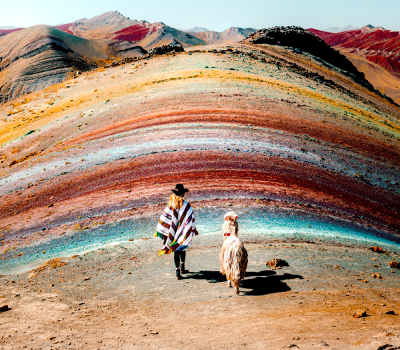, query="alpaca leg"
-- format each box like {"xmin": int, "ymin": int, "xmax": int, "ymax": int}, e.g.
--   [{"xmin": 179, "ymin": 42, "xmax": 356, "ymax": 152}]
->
[
  {"xmin": 228, "ymin": 280, "xmax": 232, "ymax": 287},
  {"xmin": 233, "ymin": 281, "xmax": 240, "ymax": 294}
]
